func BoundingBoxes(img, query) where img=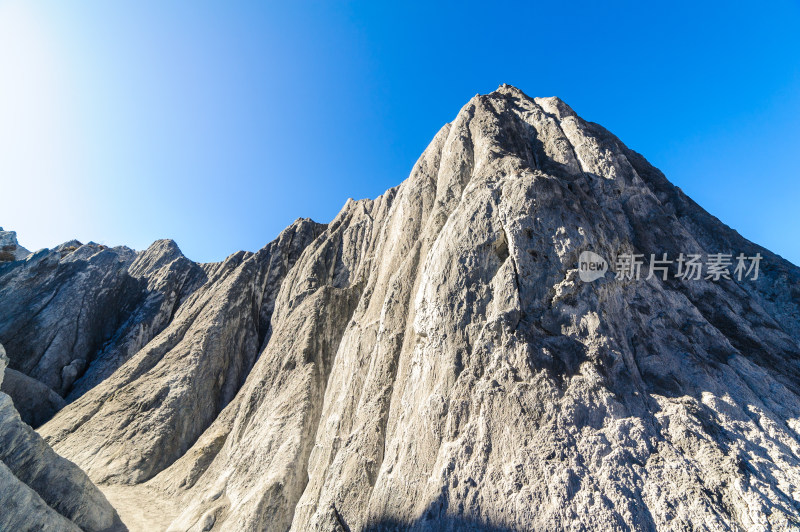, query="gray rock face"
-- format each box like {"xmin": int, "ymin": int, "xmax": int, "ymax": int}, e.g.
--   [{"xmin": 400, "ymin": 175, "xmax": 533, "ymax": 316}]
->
[
  {"xmin": 66, "ymin": 239, "xmax": 208, "ymax": 400},
  {"xmin": 4, "ymin": 85, "xmax": 800, "ymax": 530},
  {"xmin": 0, "ymin": 238, "xmax": 206, "ymax": 425},
  {"xmin": 155, "ymin": 85, "xmax": 800, "ymax": 531},
  {"xmin": 39, "ymin": 219, "xmax": 325, "ymax": 484},
  {"xmin": 1, "ymin": 367, "xmax": 66, "ymax": 427},
  {"xmin": 0, "ymin": 227, "xmax": 31, "ymax": 262},
  {"xmin": 0, "ymin": 342, "xmax": 126, "ymax": 532}
]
